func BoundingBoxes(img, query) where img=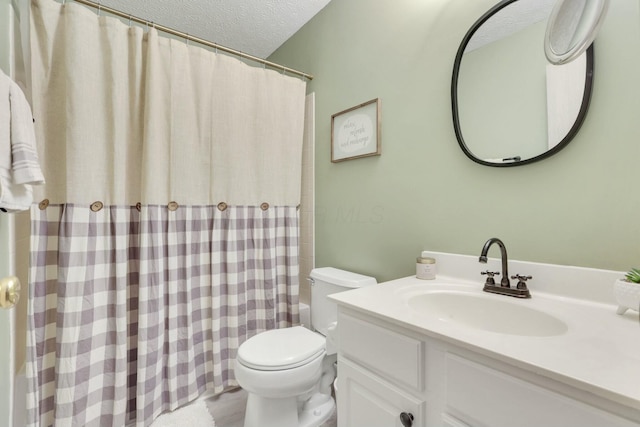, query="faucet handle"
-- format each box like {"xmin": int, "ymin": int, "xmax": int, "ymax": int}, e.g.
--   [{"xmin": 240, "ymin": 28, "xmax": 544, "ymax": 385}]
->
[
  {"xmin": 481, "ymin": 270, "xmax": 500, "ymax": 286},
  {"xmin": 481, "ymin": 271, "xmax": 500, "ymax": 277},
  {"xmin": 511, "ymin": 274, "xmax": 532, "ymax": 290}
]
